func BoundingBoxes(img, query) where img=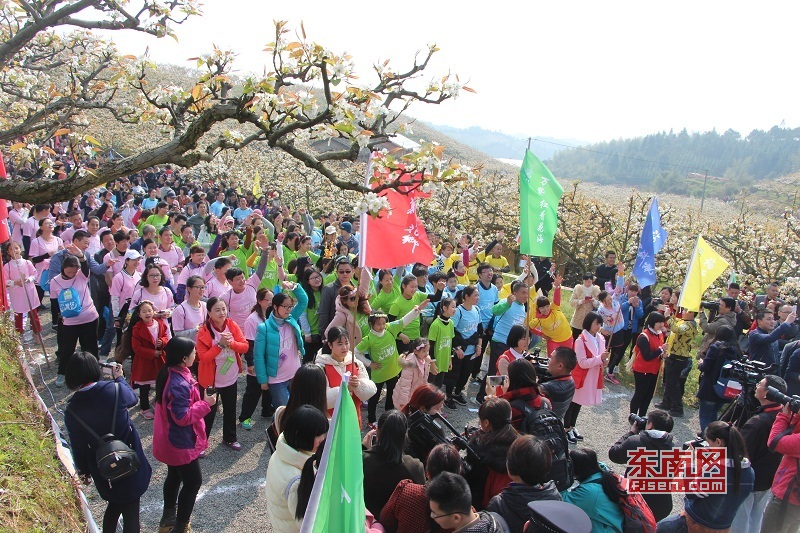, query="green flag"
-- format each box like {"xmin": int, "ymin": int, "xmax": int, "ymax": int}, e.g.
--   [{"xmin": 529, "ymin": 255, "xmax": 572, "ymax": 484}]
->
[
  {"xmin": 300, "ymin": 375, "xmax": 366, "ymax": 533},
  {"xmin": 519, "ymin": 149, "xmax": 563, "ymax": 257}
]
